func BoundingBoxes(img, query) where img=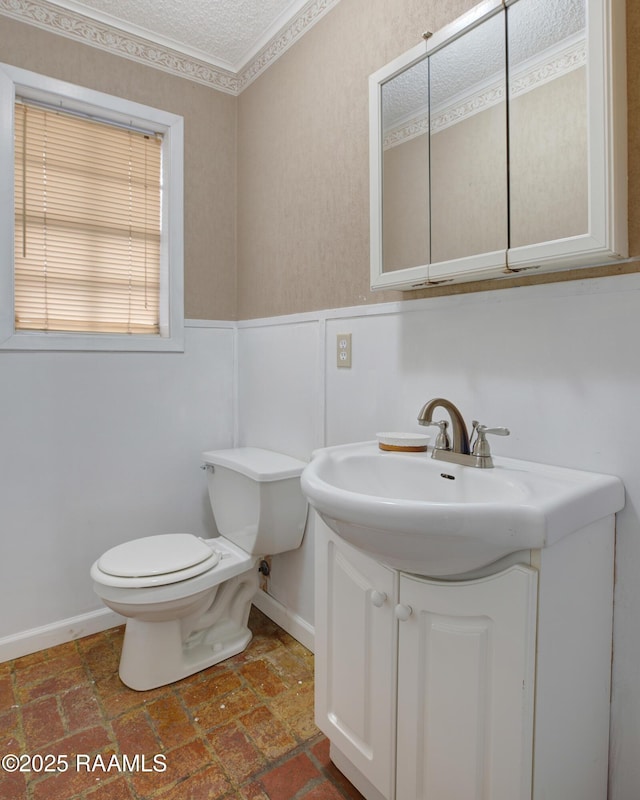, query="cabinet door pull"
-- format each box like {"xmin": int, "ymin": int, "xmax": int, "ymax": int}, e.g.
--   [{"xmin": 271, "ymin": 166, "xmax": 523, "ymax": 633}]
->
[
  {"xmin": 371, "ymin": 591, "xmax": 387, "ymax": 607},
  {"xmin": 395, "ymin": 604, "xmax": 412, "ymax": 621}
]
